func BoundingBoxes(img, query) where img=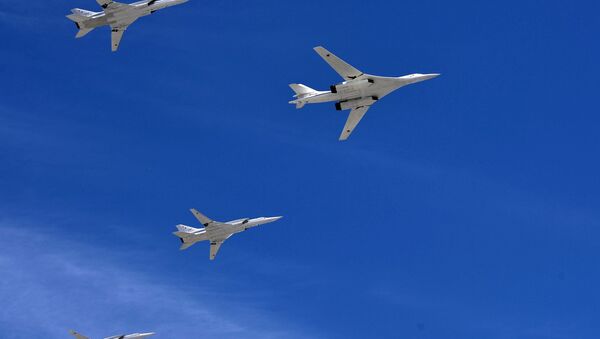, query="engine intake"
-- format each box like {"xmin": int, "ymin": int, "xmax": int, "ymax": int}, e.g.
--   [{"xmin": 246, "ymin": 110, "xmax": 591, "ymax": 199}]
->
[
  {"xmin": 335, "ymin": 96, "xmax": 378, "ymax": 111},
  {"xmin": 330, "ymin": 79, "xmax": 374, "ymax": 94}
]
